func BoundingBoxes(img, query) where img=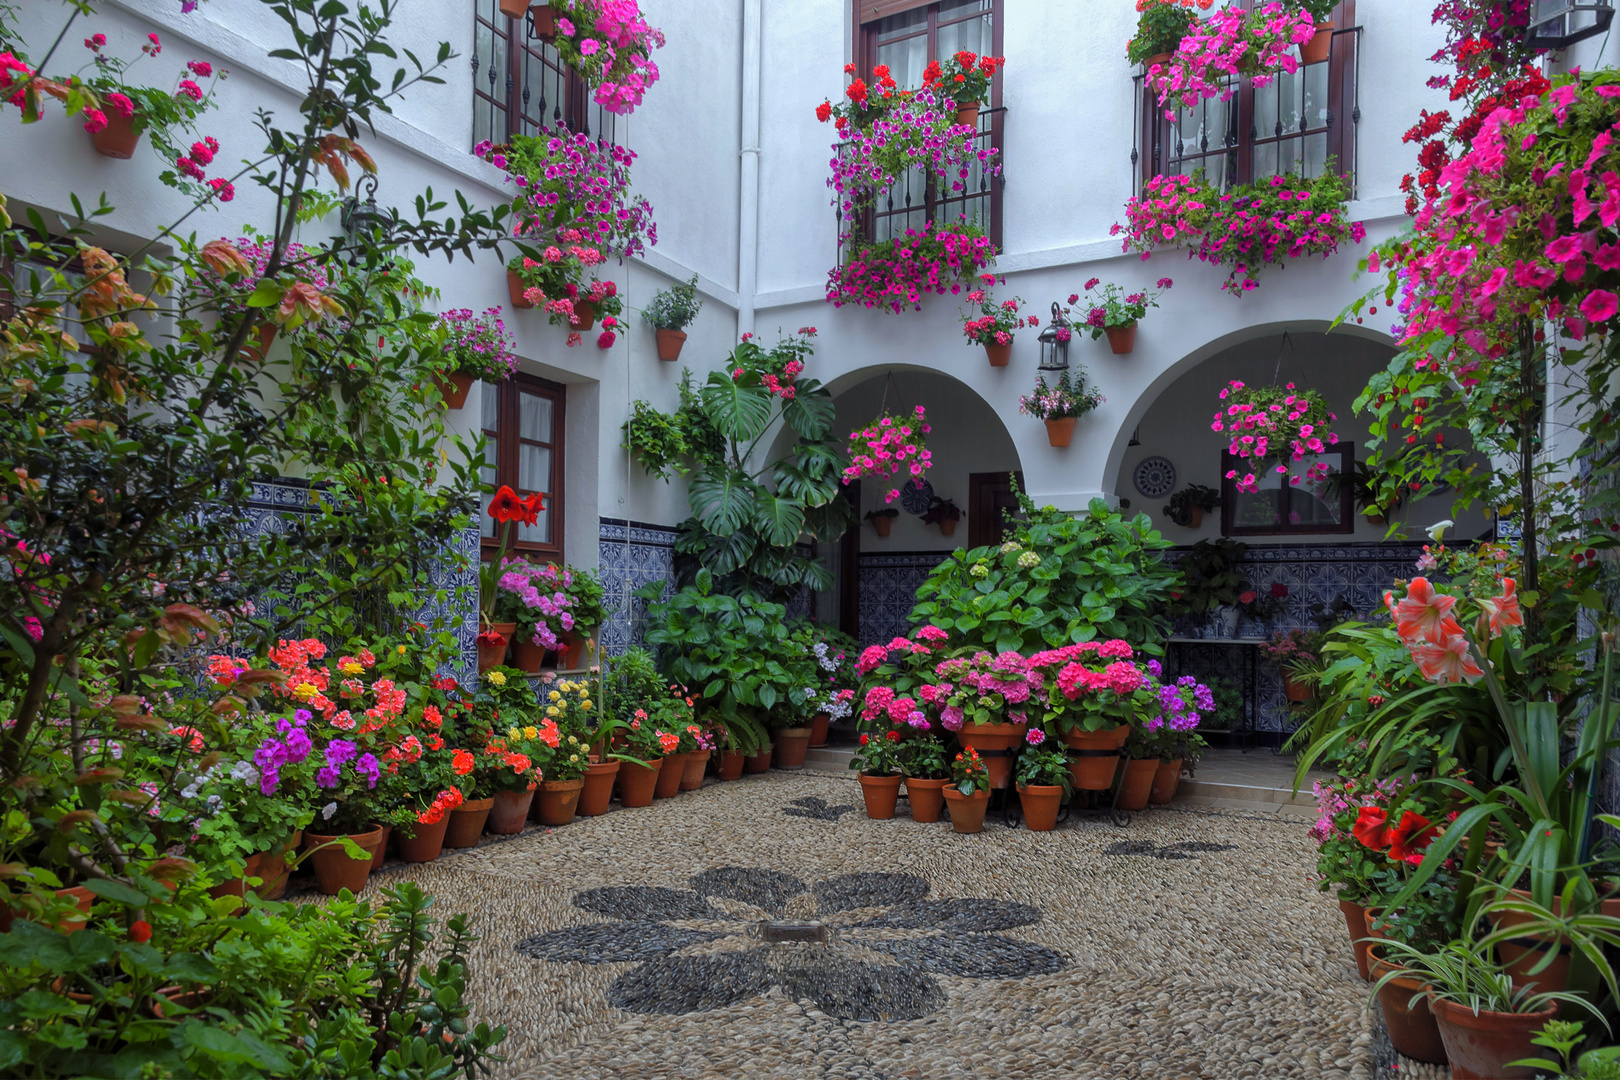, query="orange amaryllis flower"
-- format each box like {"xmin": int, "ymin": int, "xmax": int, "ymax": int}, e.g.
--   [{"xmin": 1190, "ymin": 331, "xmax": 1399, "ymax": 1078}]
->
[
  {"xmin": 1385, "ymin": 811, "xmax": 1439, "ymax": 862},
  {"xmin": 1477, "ymin": 578, "xmax": 1523, "ymax": 638},
  {"xmin": 1392, "ymin": 577, "xmax": 1462, "ymax": 645},
  {"xmin": 1411, "ymin": 632, "xmax": 1484, "ymax": 685},
  {"xmin": 520, "ymin": 491, "xmax": 545, "ymax": 526},
  {"xmin": 1351, "ymin": 806, "xmax": 1388, "ymax": 850},
  {"xmin": 489, "ymin": 485, "xmax": 525, "ymax": 524}
]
